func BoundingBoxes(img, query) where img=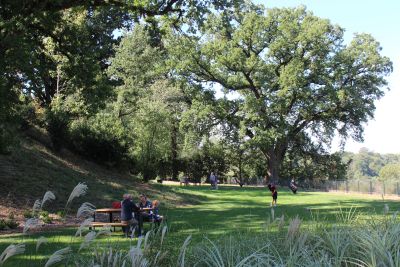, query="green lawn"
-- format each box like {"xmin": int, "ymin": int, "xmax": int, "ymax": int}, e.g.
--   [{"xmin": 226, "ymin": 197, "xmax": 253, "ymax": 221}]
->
[{"xmin": 1, "ymin": 184, "xmax": 399, "ymax": 266}]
